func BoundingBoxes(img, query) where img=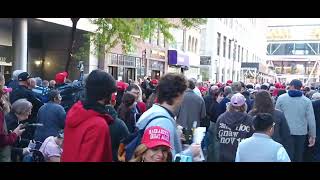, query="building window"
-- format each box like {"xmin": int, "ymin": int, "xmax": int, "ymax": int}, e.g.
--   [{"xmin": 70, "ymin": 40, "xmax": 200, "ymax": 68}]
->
[
  {"xmin": 246, "ymin": 50, "xmax": 249, "ymax": 62},
  {"xmin": 188, "ymin": 36, "xmax": 191, "ymax": 51},
  {"xmin": 241, "ymin": 47, "xmax": 244, "ymax": 62},
  {"xmin": 222, "ymin": 68, "xmax": 225, "ymax": 83},
  {"xmin": 195, "ymin": 39, "xmax": 198, "ymax": 53},
  {"xmin": 217, "ymin": 32, "xmax": 221, "ymax": 56},
  {"xmin": 238, "ymin": 45, "xmax": 240, "ymax": 62},
  {"xmin": 228, "ymin": 39, "xmax": 232, "ymax": 59},
  {"xmin": 223, "ymin": 36, "xmax": 227, "ymax": 57},
  {"xmin": 191, "ymin": 37, "xmax": 195, "ymax": 52}
]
